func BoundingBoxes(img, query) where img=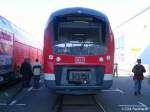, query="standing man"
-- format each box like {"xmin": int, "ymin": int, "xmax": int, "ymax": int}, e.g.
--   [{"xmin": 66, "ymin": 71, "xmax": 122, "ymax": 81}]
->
[
  {"xmin": 132, "ymin": 59, "xmax": 146, "ymax": 96},
  {"xmin": 20, "ymin": 58, "xmax": 33, "ymax": 88},
  {"xmin": 32, "ymin": 58, "xmax": 42, "ymax": 89},
  {"xmin": 113, "ymin": 63, "xmax": 118, "ymax": 78}
]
